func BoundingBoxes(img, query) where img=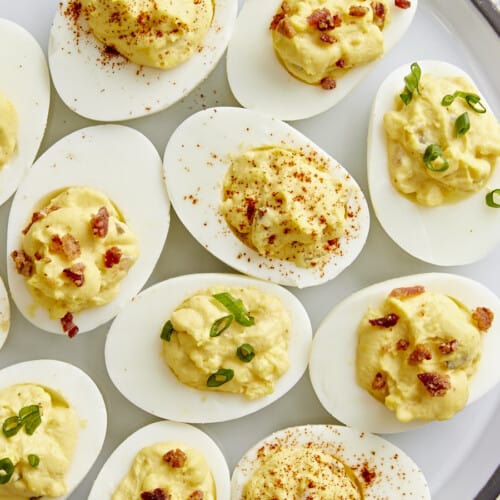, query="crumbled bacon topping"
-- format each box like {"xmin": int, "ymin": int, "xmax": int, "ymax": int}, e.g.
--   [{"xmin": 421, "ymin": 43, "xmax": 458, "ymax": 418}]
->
[
  {"xmin": 371, "ymin": 1, "xmax": 386, "ymax": 27},
  {"xmin": 320, "ymin": 77, "xmax": 336, "ymax": 90},
  {"xmin": 188, "ymin": 491, "xmax": 204, "ymax": 500},
  {"xmin": 389, "ymin": 285, "xmax": 425, "ymax": 298},
  {"xmin": 320, "ymin": 33, "xmax": 335, "ymax": 43},
  {"xmin": 11, "ymin": 250, "xmax": 34, "ymax": 277},
  {"xmin": 104, "ymin": 246, "xmax": 122, "ymax": 268},
  {"xmin": 472, "ymin": 307, "xmax": 494, "ymax": 331},
  {"xmin": 163, "ymin": 448, "xmax": 187, "ymax": 468},
  {"xmin": 22, "ymin": 205, "xmax": 59, "ymax": 234},
  {"xmin": 141, "ymin": 489, "xmax": 170, "ymax": 500},
  {"xmin": 349, "ymin": 5, "xmax": 368, "ymax": 17},
  {"xmin": 371, "ymin": 372, "xmax": 387, "ymax": 390},
  {"xmin": 269, "ymin": 11, "xmax": 286, "ymax": 30},
  {"xmin": 277, "ymin": 18, "xmax": 296, "ymax": 38},
  {"xmin": 438, "ymin": 339, "xmax": 458, "ymax": 354},
  {"xmin": 61, "ymin": 312, "xmax": 79, "ymax": 338},
  {"xmin": 335, "ymin": 58, "xmax": 345, "ymax": 68},
  {"xmin": 63, "ymin": 263, "xmax": 85, "ymax": 287},
  {"xmin": 307, "ymin": 8, "xmax": 335, "ymax": 30},
  {"xmin": 369, "ymin": 313, "xmax": 399, "ymax": 328},
  {"xmin": 408, "ymin": 344, "xmax": 432, "ymax": 365},
  {"xmin": 91, "ymin": 206, "xmax": 110, "ymax": 237},
  {"xmin": 395, "ymin": 0, "xmax": 412, "ymax": 9},
  {"xmin": 49, "ymin": 234, "xmax": 81, "ymax": 259},
  {"xmin": 417, "ymin": 372, "xmax": 451, "ymax": 396},
  {"xmin": 396, "ymin": 338, "xmax": 410, "ymax": 351}
]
